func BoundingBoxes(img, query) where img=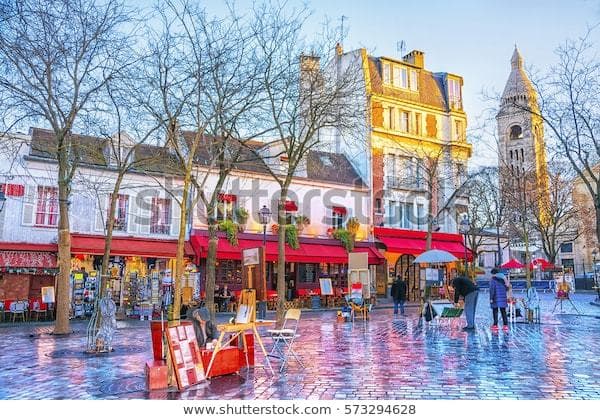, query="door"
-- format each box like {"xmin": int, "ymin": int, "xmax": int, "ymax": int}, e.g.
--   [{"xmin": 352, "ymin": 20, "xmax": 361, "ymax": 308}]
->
[{"xmin": 395, "ymin": 254, "xmax": 420, "ymax": 302}]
